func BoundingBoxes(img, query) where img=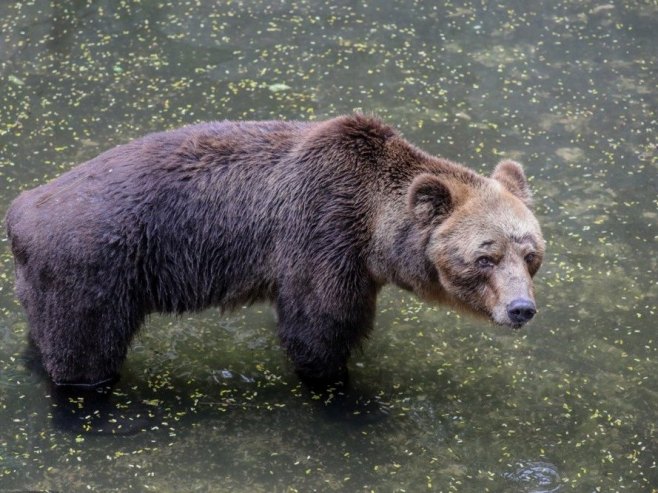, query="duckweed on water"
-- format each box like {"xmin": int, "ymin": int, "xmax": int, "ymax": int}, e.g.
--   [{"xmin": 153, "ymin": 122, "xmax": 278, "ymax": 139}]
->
[{"xmin": 1, "ymin": 0, "xmax": 656, "ymax": 491}]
